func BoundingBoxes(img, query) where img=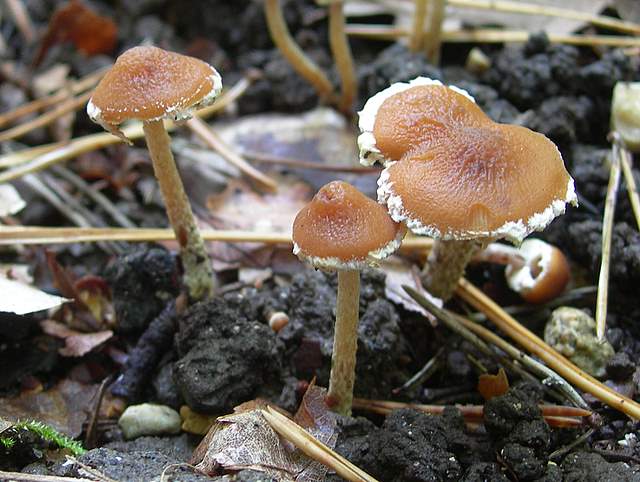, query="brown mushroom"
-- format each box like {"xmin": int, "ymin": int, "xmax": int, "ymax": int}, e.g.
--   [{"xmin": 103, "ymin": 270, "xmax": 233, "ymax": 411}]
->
[
  {"xmin": 292, "ymin": 180, "xmax": 405, "ymax": 414},
  {"xmin": 358, "ymin": 77, "xmax": 576, "ymax": 300},
  {"xmin": 87, "ymin": 46, "xmax": 221, "ymax": 301}
]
